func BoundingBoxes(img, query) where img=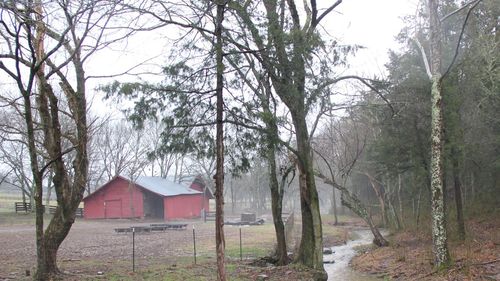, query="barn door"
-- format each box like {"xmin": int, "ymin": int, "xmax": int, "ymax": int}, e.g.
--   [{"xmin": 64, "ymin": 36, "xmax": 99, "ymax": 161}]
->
[{"xmin": 104, "ymin": 199, "xmax": 122, "ymax": 218}]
